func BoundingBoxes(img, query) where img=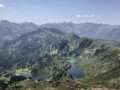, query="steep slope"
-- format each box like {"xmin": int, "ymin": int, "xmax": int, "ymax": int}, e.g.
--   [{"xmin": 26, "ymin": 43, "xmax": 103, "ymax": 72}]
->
[
  {"xmin": 0, "ymin": 28, "xmax": 120, "ymax": 90},
  {"xmin": 1, "ymin": 20, "xmax": 120, "ymax": 45},
  {"xmin": 0, "ymin": 20, "xmax": 39, "ymax": 45},
  {"xmin": 0, "ymin": 28, "xmax": 79, "ymax": 71},
  {"xmin": 99, "ymin": 27, "xmax": 120, "ymax": 41},
  {"xmin": 58, "ymin": 38, "xmax": 120, "ymax": 89},
  {"xmin": 40, "ymin": 22, "xmax": 119, "ymax": 39},
  {"xmin": 3, "ymin": 37, "xmax": 119, "ymax": 90}
]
